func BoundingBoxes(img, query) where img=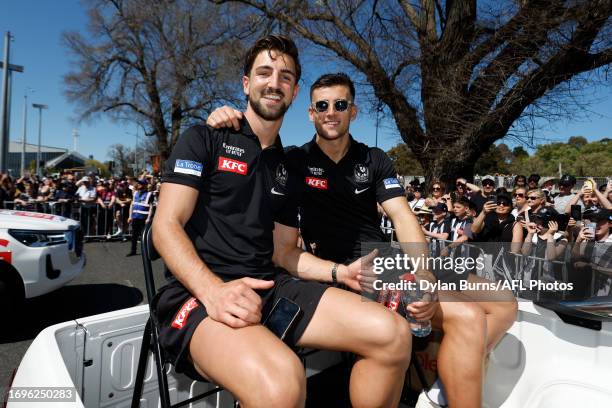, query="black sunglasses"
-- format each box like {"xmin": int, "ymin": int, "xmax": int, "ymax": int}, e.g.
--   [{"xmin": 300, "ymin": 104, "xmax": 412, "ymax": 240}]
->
[
  {"xmin": 432, "ymin": 187, "xmax": 441, "ymax": 191},
  {"xmin": 527, "ymin": 196, "xmax": 540, "ymax": 200},
  {"xmin": 513, "ymin": 193, "xmax": 525, "ymax": 198},
  {"xmin": 482, "ymin": 182, "xmax": 495, "ymax": 187},
  {"xmin": 312, "ymin": 99, "xmax": 353, "ymax": 113}
]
